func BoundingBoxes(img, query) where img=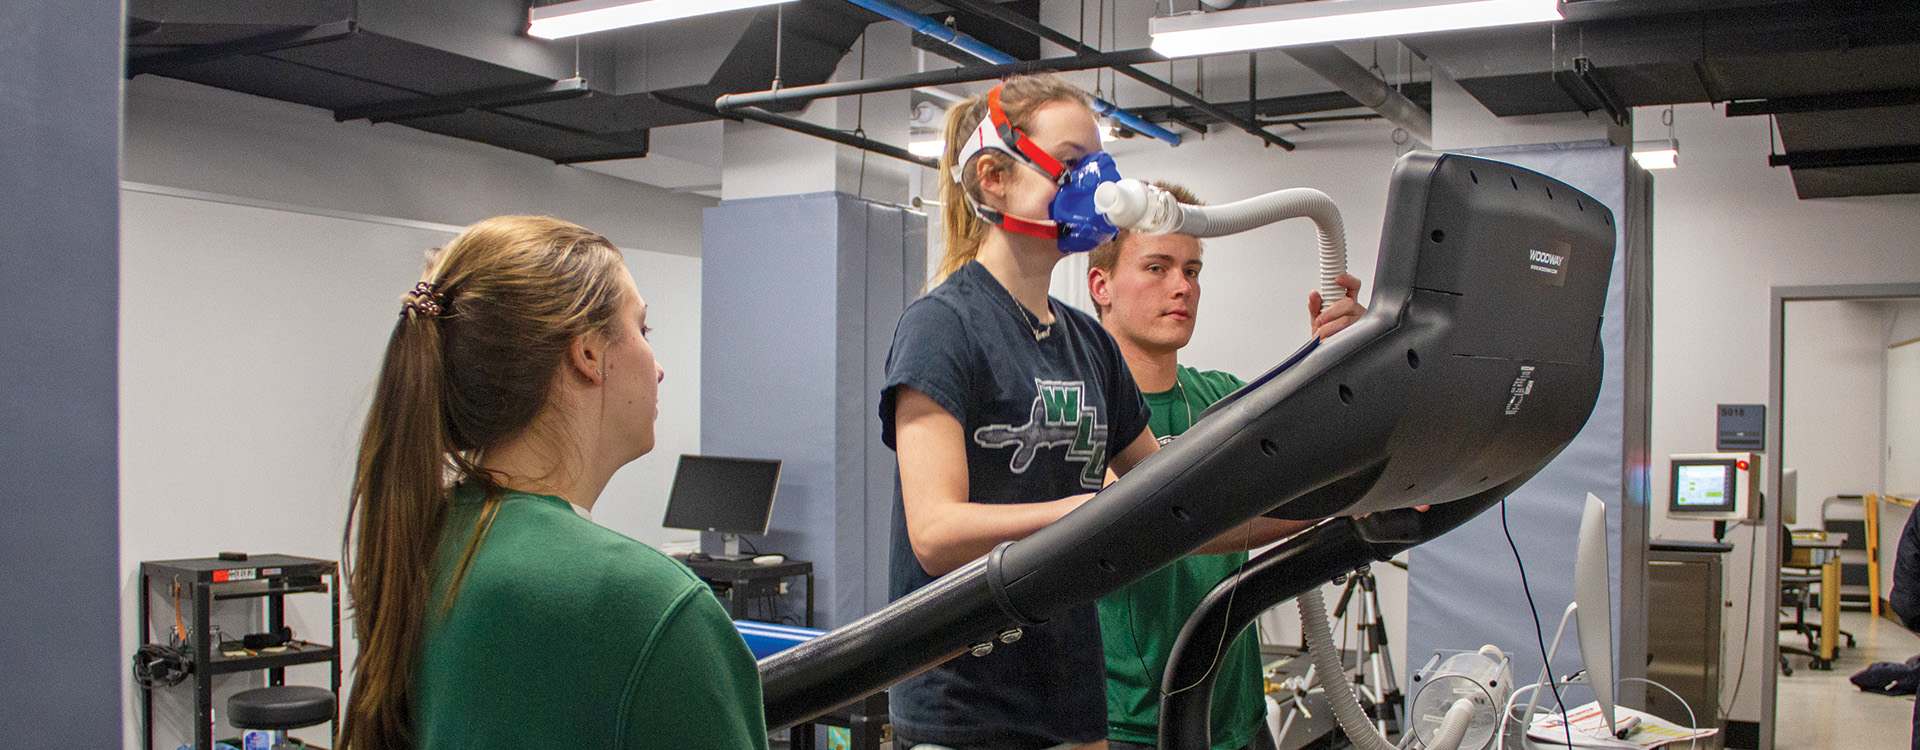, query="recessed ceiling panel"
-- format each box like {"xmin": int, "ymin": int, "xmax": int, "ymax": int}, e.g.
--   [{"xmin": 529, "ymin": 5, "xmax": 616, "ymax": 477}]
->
[
  {"xmin": 1789, "ymin": 163, "xmax": 1920, "ymax": 199},
  {"xmin": 402, "ymin": 110, "xmax": 649, "ymax": 162},
  {"xmin": 1776, "ymin": 104, "xmax": 1920, "ymax": 153},
  {"xmin": 267, "ymin": 32, "xmax": 551, "ymax": 98},
  {"xmin": 495, "ymin": 91, "xmax": 712, "ymax": 133},
  {"xmin": 1594, "ymin": 61, "xmax": 1712, "ymax": 107},
  {"xmin": 1703, "ymin": 44, "xmax": 1920, "ymax": 101},
  {"xmin": 1456, "ymin": 72, "xmax": 1585, "ymax": 117},
  {"xmin": 127, "ymin": 22, "xmax": 318, "ymax": 51},
  {"xmin": 157, "ymin": 54, "xmax": 422, "ymax": 111}
]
